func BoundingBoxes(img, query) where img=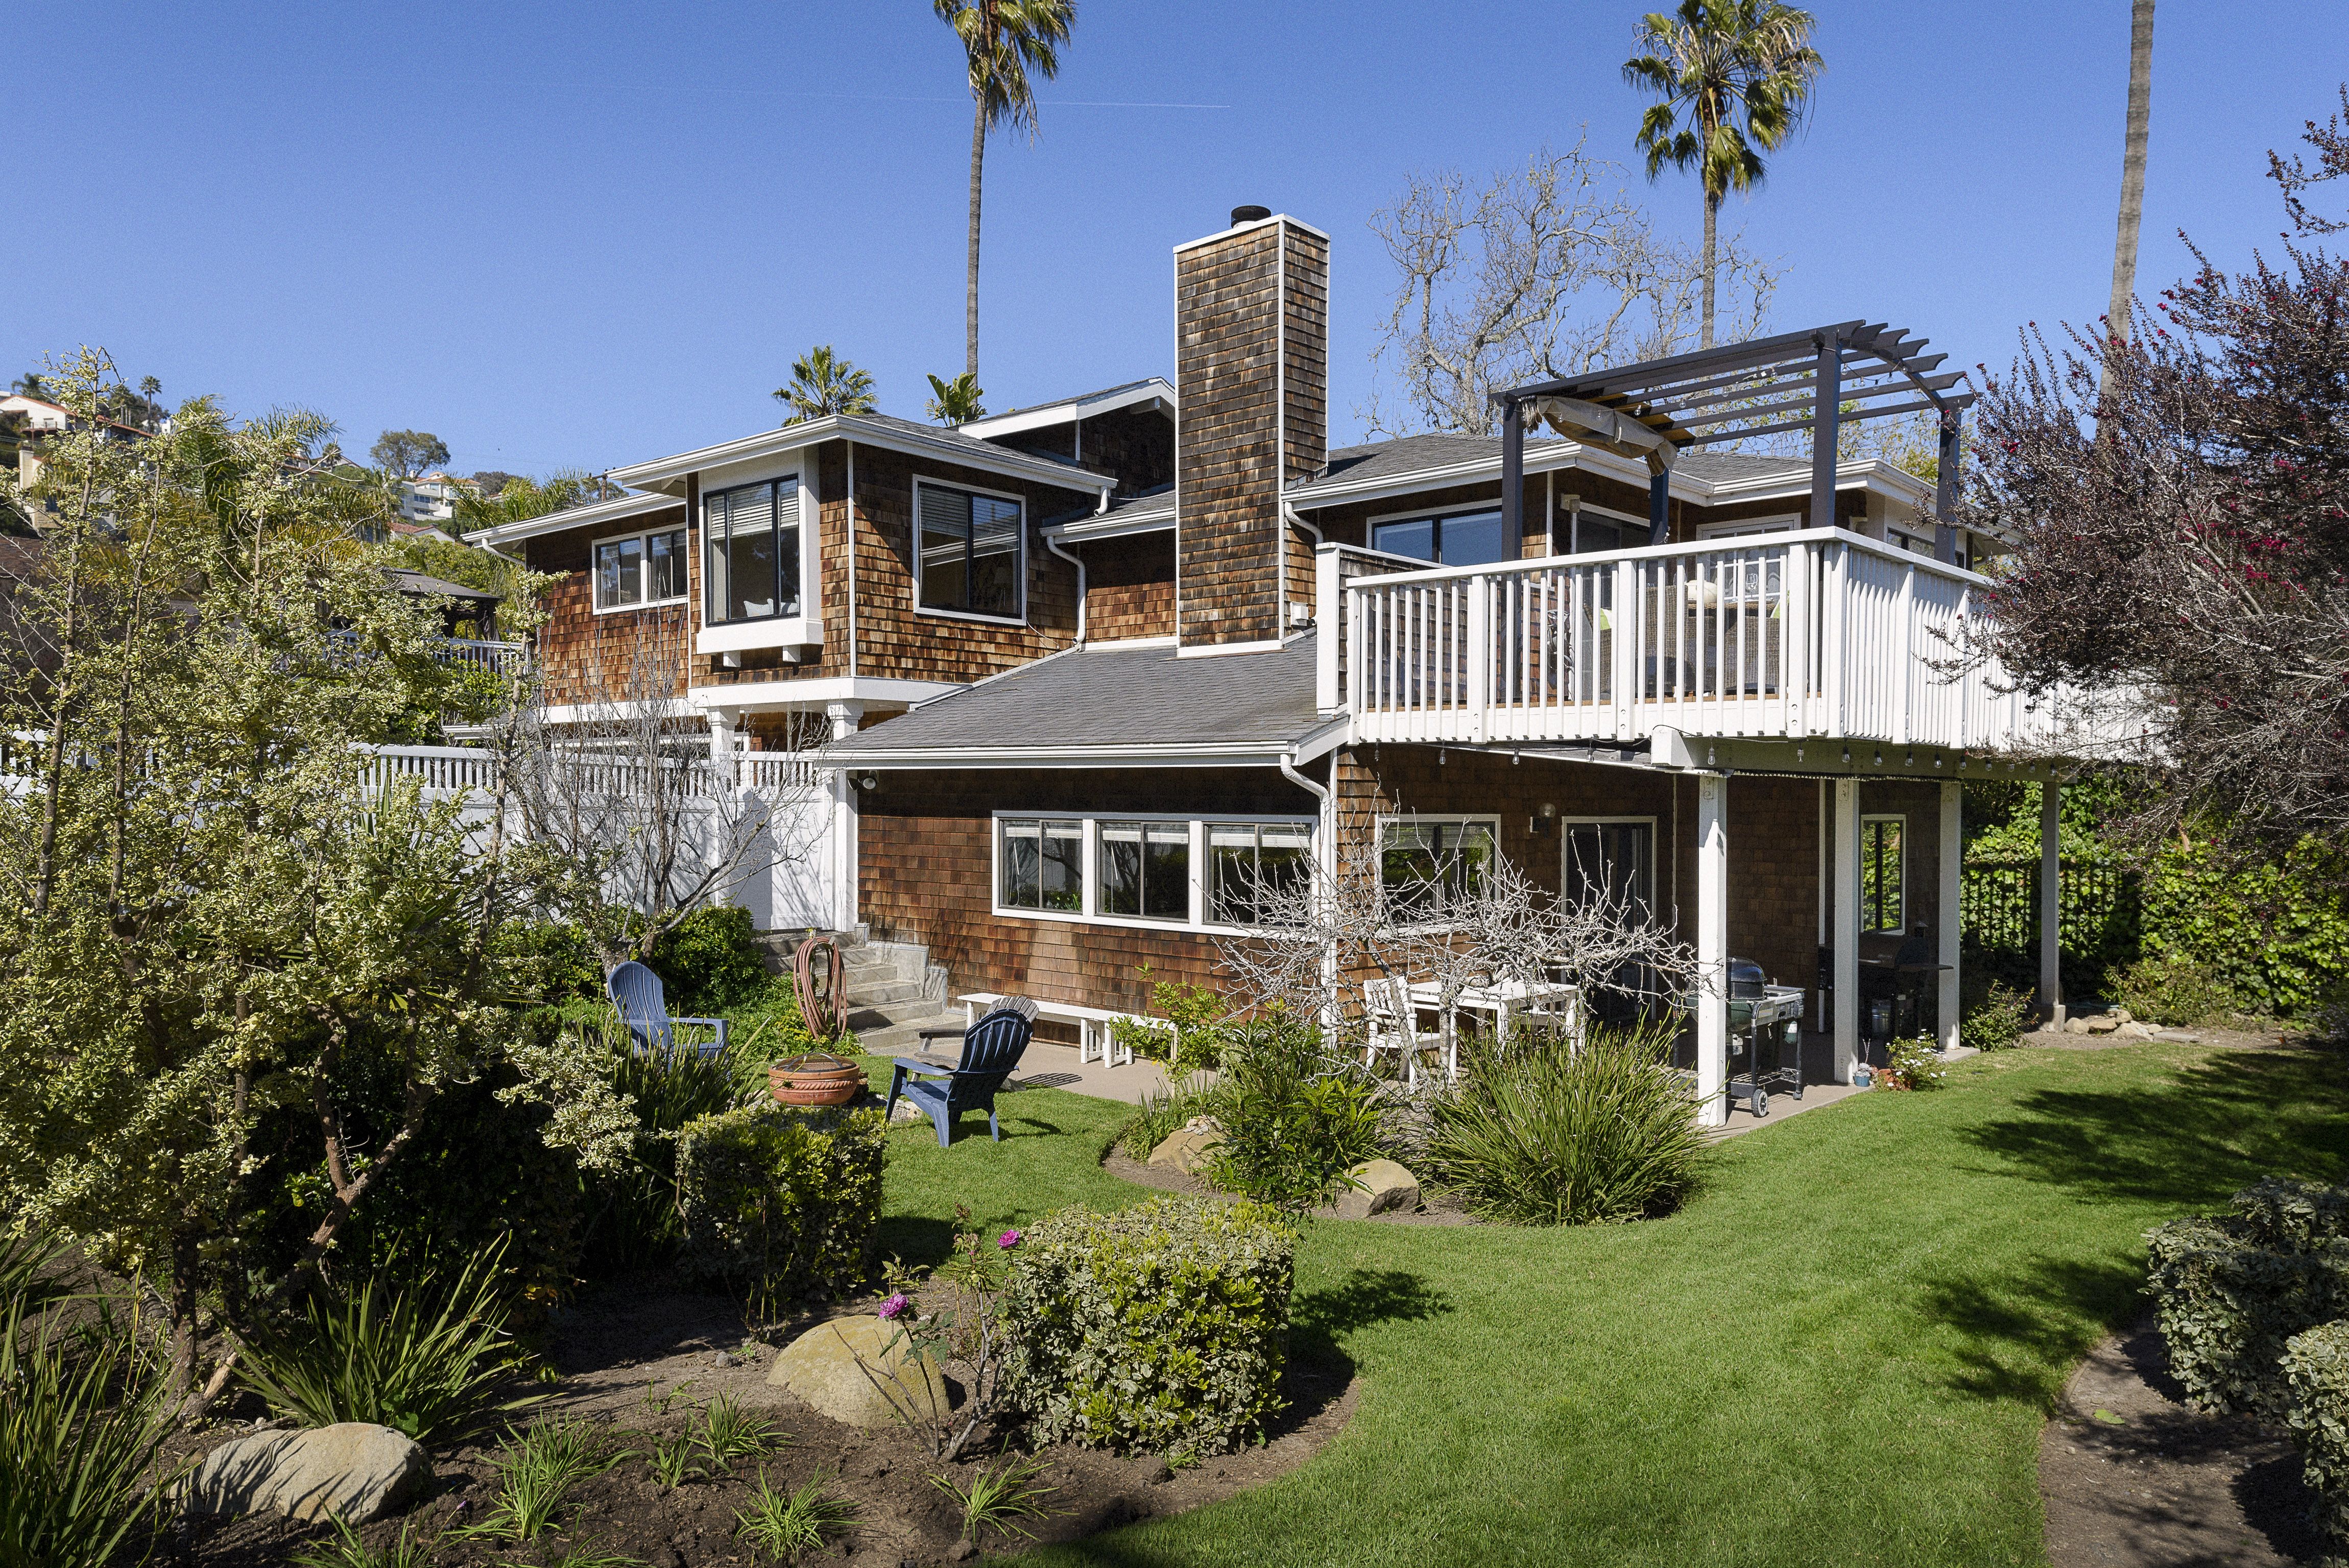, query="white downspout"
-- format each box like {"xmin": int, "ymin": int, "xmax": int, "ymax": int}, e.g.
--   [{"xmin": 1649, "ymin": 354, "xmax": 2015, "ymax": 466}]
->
[
  {"xmin": 845, "ymin": 440, "xmax": 858, "ymax": 678},
  {"xmin": 1280, "ymin": 751, "xmax": 1339, "ymax": 1032},
  {"xmin": 1046, "ymin": 534, "xmax": 1088, "ymax": 645}
]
